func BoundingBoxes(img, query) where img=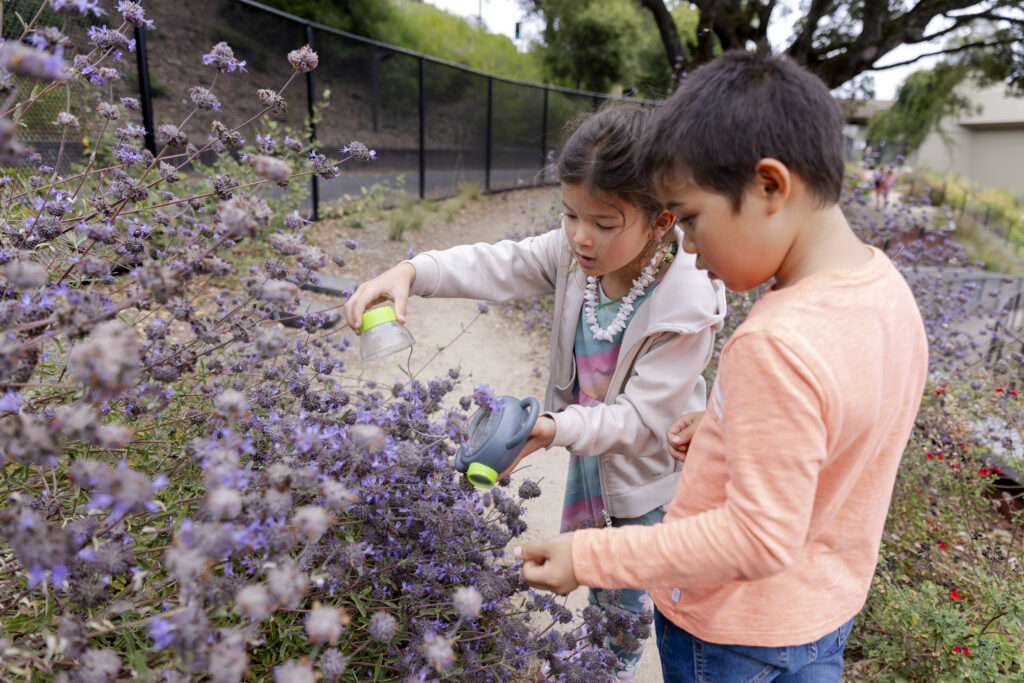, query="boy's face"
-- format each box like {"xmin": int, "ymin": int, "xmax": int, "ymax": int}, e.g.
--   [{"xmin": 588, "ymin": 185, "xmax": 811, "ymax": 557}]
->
[{"xmin": 655, "ymin": 173, "xmax": 791, "ymax": 292}]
